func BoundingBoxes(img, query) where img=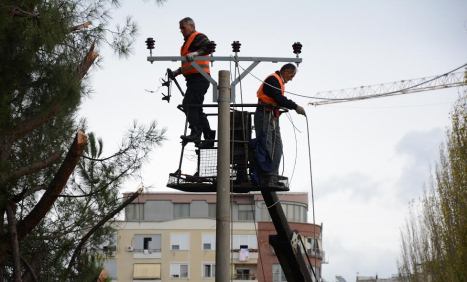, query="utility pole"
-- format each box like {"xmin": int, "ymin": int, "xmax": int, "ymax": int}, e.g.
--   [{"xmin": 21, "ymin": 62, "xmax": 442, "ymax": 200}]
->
[{"xmin": 216, "ymin": 70, "xmax": 231, "ymax": 281}]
